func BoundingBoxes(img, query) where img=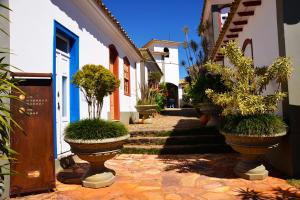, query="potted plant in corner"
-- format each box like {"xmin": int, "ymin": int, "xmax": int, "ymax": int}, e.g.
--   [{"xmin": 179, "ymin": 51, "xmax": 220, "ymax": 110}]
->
[
  {"xmin": 188, "ymin": 73, "xmax": 226, "ymax": 126},
  {"xmin": 135, "ymin": 84, "xmax": 157, "ymax": 124},
  {"xmin": 205, "ymin": 41, "xmax": 293, "ymax": 180},
  {"xmin": 64, "ymin": 64, "xmax": 130, "ymax": 188}
]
